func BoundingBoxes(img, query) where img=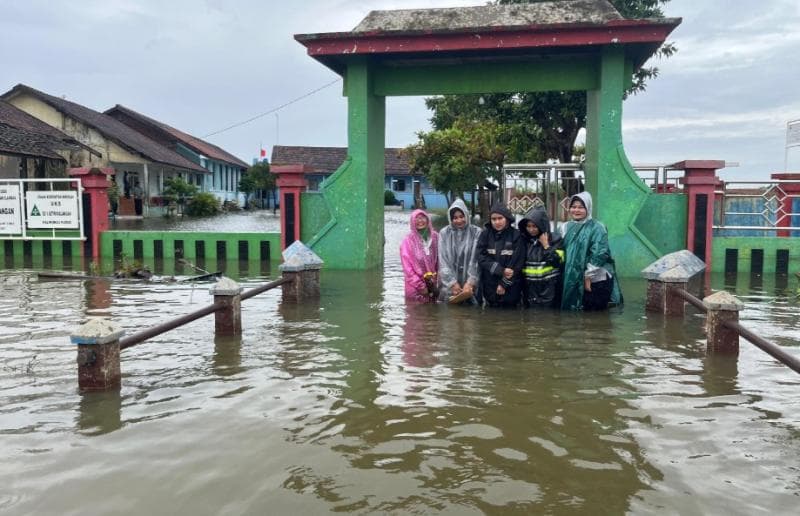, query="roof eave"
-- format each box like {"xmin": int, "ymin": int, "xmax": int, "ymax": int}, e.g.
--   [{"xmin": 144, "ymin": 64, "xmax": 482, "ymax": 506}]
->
[{"xmin": 295, "ymin": 18, "xmax": 681, "ymax": 75}]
